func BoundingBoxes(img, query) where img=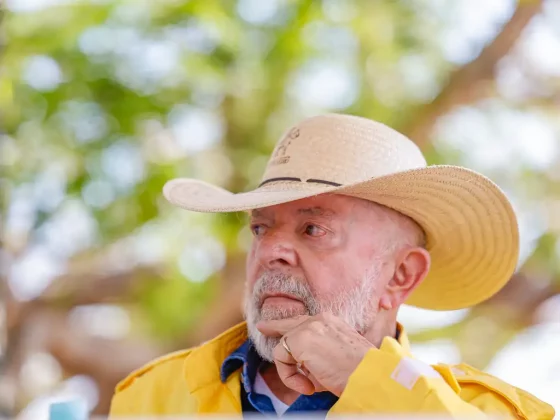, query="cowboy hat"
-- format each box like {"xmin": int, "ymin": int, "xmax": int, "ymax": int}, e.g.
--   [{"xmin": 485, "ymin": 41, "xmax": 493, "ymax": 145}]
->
[{"xmin": 163, "ymin": 113, "xmax": 519, "ymax": 311}]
